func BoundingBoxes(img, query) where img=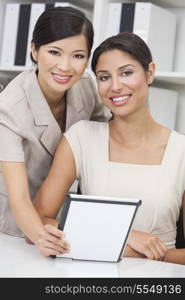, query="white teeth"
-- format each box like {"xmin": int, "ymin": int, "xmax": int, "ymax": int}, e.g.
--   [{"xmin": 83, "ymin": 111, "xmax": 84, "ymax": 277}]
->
[
  {"xmin": 112, "ymin": 96, "xmax": 129, "ymax": 102},
  {"xmin": 54, "ymin": 75, "xmax": 70, "ymax": 80}
]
